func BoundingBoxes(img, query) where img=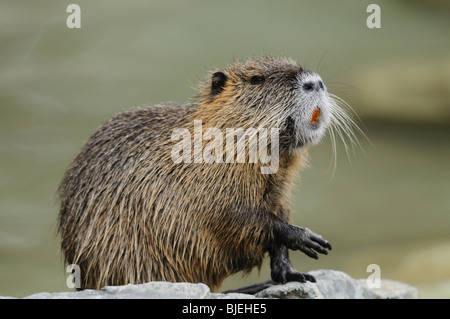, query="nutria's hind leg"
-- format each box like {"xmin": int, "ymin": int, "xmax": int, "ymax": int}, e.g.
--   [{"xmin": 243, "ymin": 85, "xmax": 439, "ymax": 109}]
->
[
  {"xmin": 269, "ymin": 245, "xmax": 316, "ymax": 284},
  {"xmin": 223, "ymin": 280, "xmax": 276, "ymax": 294},
  {"xmin": 223, "ymin": 246, "xmax": 315, "ymax": 295}
]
